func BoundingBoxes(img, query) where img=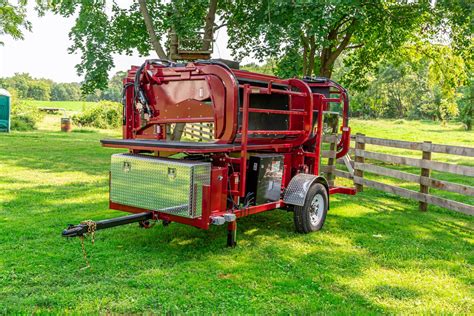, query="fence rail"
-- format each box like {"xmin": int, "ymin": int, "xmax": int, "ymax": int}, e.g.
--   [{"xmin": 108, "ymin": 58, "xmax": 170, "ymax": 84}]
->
[
  {"xmin": 183, "ymin": 123, "xmax": 214, "ymax": 141},
  {"xmin": 340, "ymin": 134, "xmax": 474, "ymax": 216},
  {"xmin": 184, "ymin": 123, "xmax": 473, "ymax": 215}
]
